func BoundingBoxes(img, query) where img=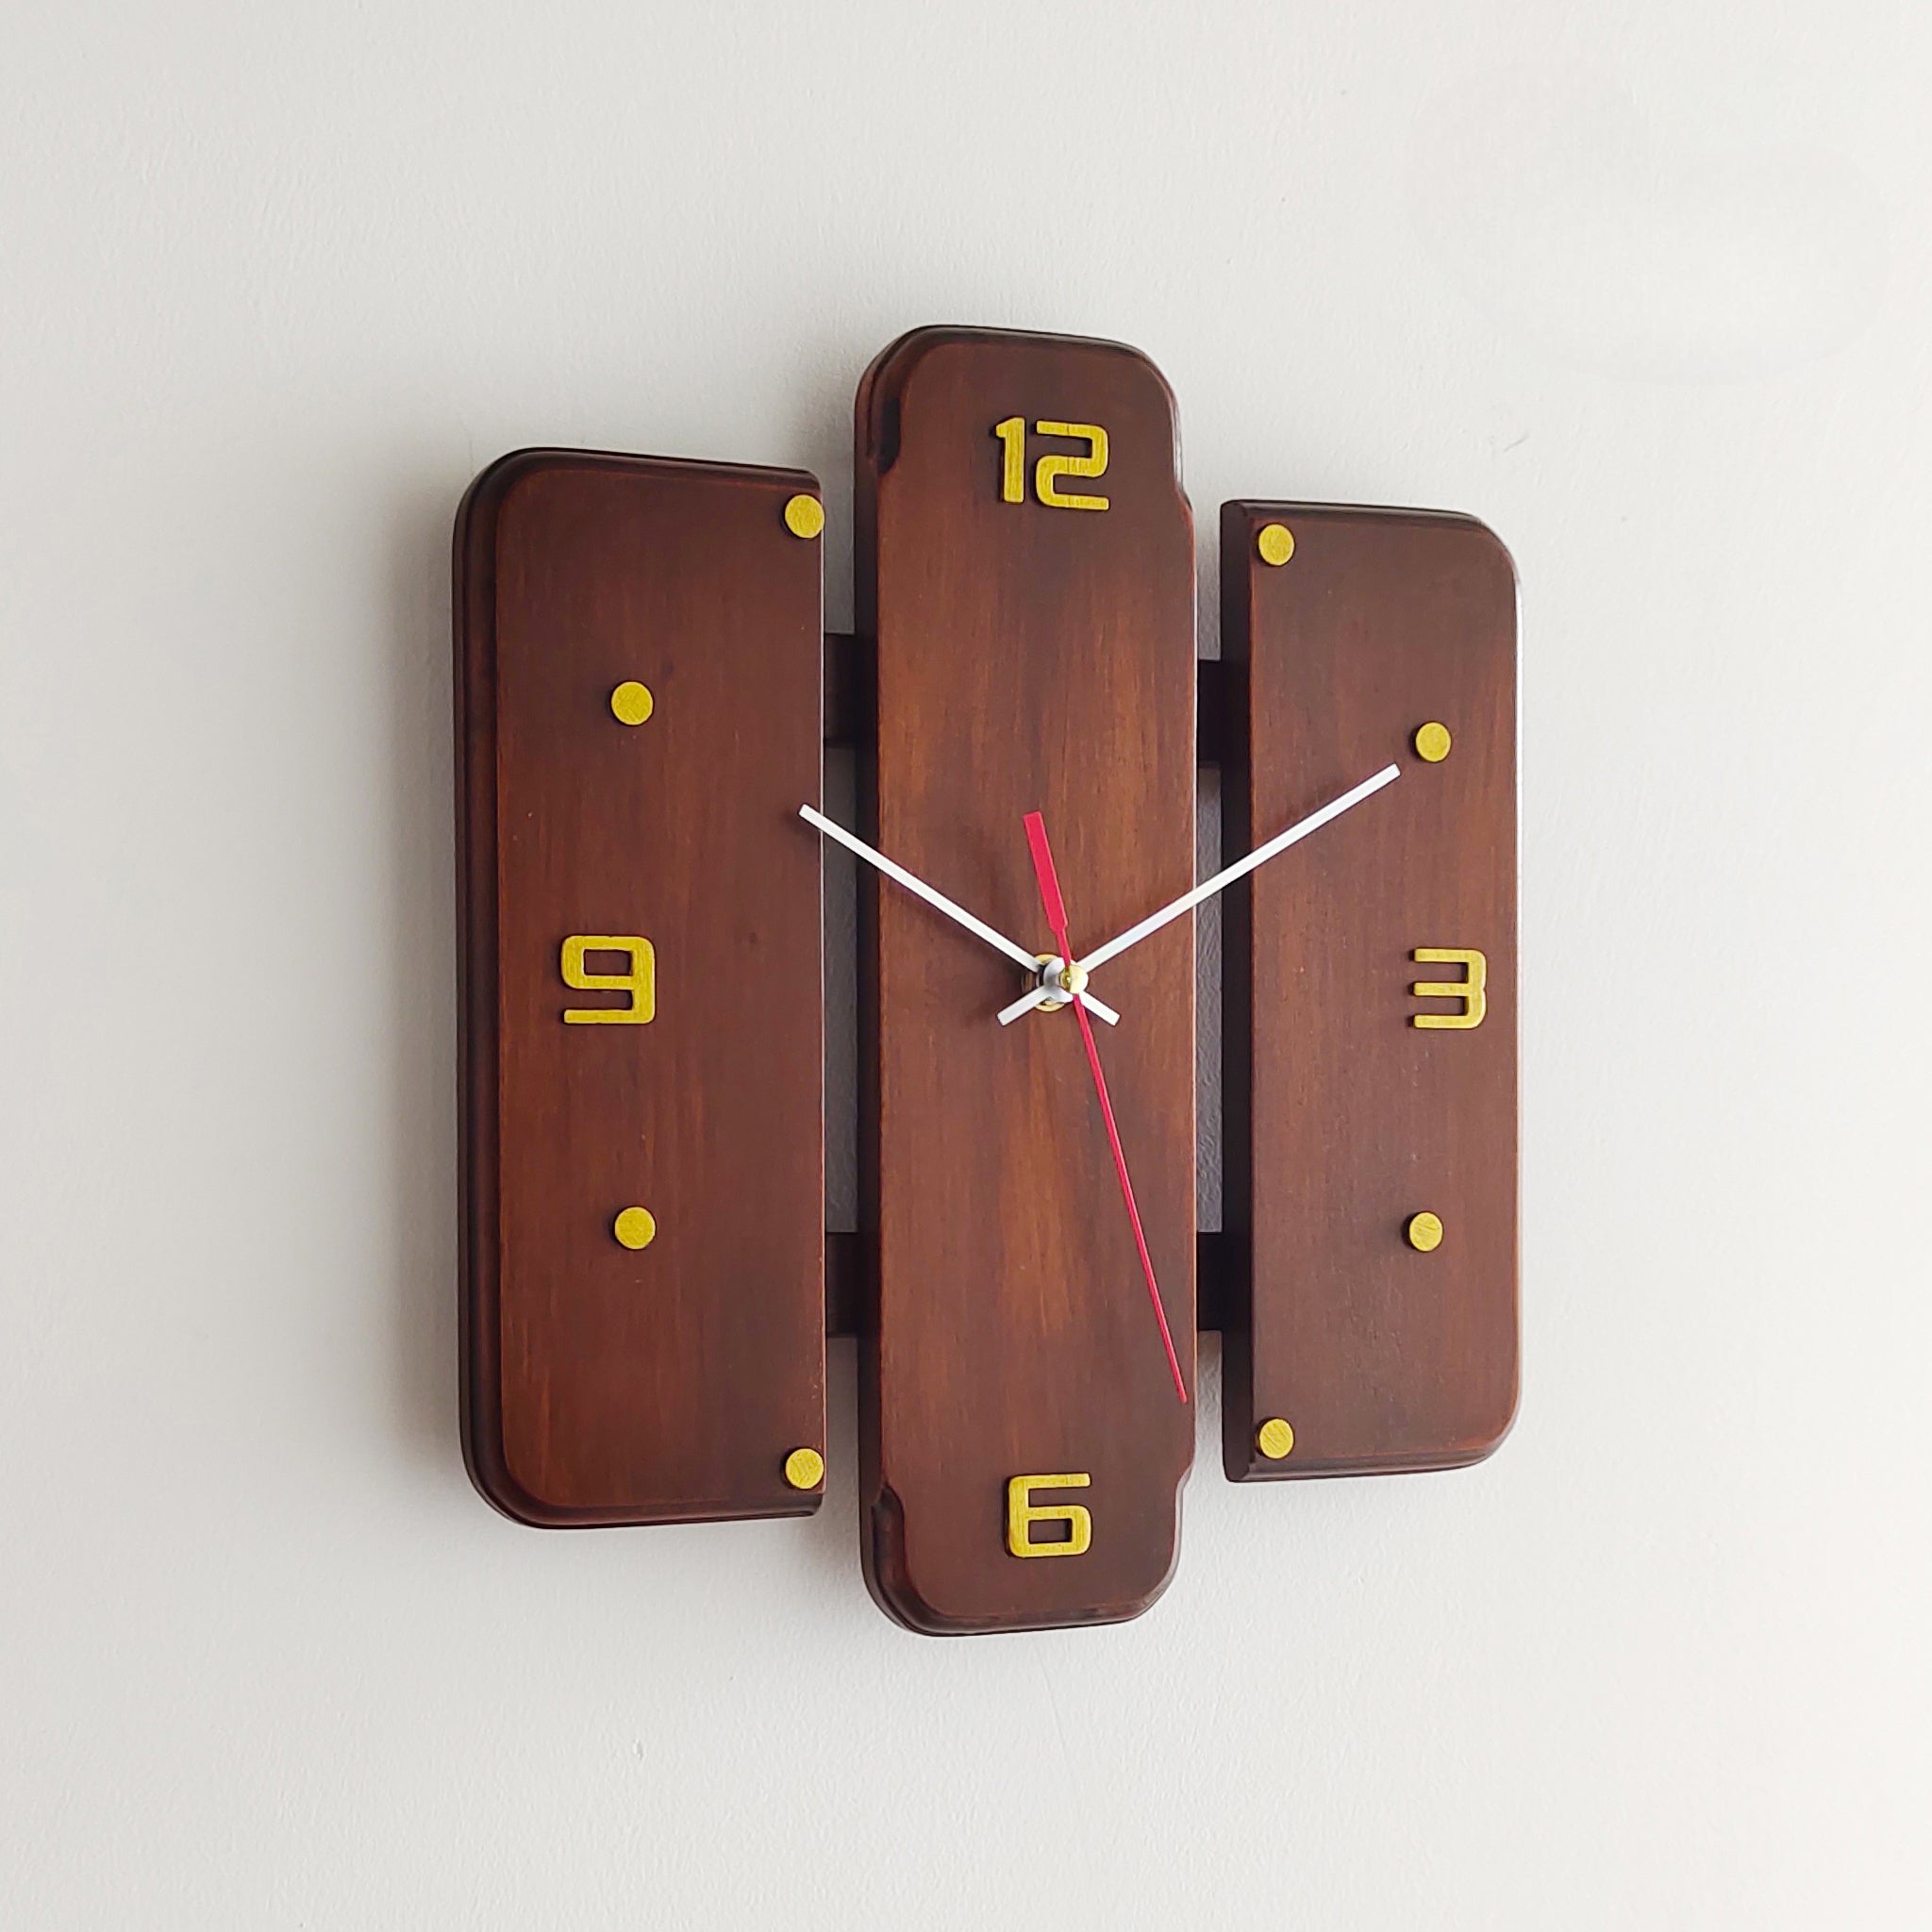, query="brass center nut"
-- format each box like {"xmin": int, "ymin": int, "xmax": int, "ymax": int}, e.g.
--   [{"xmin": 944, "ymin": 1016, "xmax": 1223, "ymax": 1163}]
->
[{"xmin": 1034, "ymin": 953, "xmax": 1070, "ymax": 1009}]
